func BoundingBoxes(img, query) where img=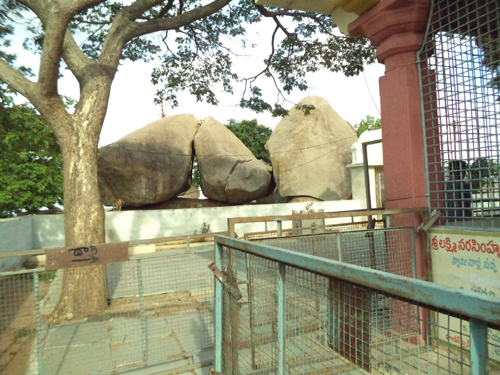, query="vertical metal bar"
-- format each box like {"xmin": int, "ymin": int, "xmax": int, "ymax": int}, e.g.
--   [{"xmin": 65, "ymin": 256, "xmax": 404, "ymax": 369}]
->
[
  {"xmin": 277, "ymin": 220, "xmax": 283, "ymax": 237},
  {"xmin": 136, "ymin": 259, "xmax": 148, "ymax": 363},
  {"xmin": 470, "ymin": 319, "xmax": 488, "ymax": 375},
  {"xmin": 214, "ymin": 242, "xmax": 224, "ymax": 373},
  {"xmin": 278, "ymin": 262, "xmax": 286, "ymax": 375},
  {"xmin": 245, "ymin": 253, "xmax": 256, "ymax": 369},
  {"xmin": 410, "ymin": 228, "xmax": 417, "ymax": 279},
  {"xmin": 363, "ymin": 142, "xmax": 373, "ymax": 229},
  {"xmin": 327, "ymin": 278, "xmax": 337, "ymax": 350},
  {"xmin": 186, "ymin": 235, "xmax": 190, "ymax": 252},
  {"xmin": 34, "ymin": 272, "xmax": 44, "ymax": 375},
  {"xmin": 337, "ymin": 232, "xmax": 342, "ymax": 262}
]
